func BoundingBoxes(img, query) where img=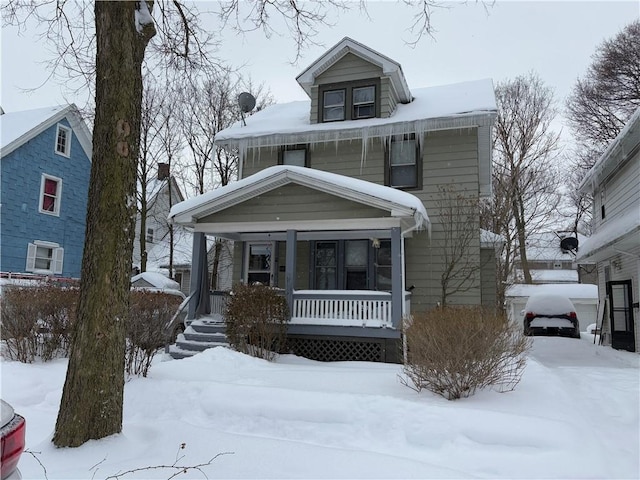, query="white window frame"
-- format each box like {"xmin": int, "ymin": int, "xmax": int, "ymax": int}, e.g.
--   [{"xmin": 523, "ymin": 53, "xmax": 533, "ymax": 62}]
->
[
  {"xmin": 146, "ymin": 227, "xmax": 154, "ymax": 243},
  {"xmin": 352, "ymin": 85, "xmax": 375, "ymax": 119},
  {"xmin": 243, "ymin": 242, "xmax": 275, "ymax": 285},
  {"xmin": 39, "ymin": 174, "xmax": 62, "ymax": 216},
  {"xmin": 55, "ymin": 124, "xmax": 72, "ymax": 157},
  {"xmin": 26, "ymin": 240, "xmax": 64, "ymax": 275}
]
